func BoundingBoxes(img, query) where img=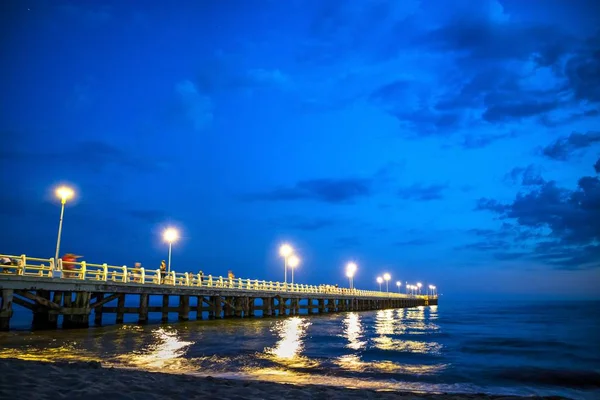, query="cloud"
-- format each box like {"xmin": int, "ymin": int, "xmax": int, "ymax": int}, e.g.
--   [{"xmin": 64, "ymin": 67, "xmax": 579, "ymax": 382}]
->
[
  {"xmin": 505, "ymin": 165, "xmax": 545, "ymax": 186},
  {"xmin": 461, "ymin": 131, "xmax": 517, "ymax": 149},
  {"xmin": 176, "ymin": 80, "xmax": 213, "ymax": 131},
  {"xmin": 242, "ymin": 177, "xmax": 372, "ymax": 204},
  {"xmin": 565, "ymin": 32, "xmax": 600, "ymax": 103},
  {"xmin": 127, "ymin": 209, "xmax": 167, "ymax": 224},
  {"xmin": 595, "ymin": 158, "xmax": 600, "ymax": 174},
  {"xmin": 271, "ymin": 216, "xmax": 339, "ymax": 231},
  {"xmin": 475, "ymin": 160, "xmax": 600, "ymax": 269},
  {"xmin": 482, "ymin": 100, "xmax": 560, "ymax": 123},
  {"xmin": 335, "ymin": 236, "xmax": 361, "ymax": 249},
  {"xmin": 394, "ymin": 238, "xmax": 433, "ymax": 247},
  {"xmin": 0, "ymin": 139, "xmax": 158, "ymax": 173},
  {"xmin": 397, "ymin": 184, "xmax": 447, "ymax": 201},
  {"xmin": 542, "ymin": 131, "xmax": 600, "ymax": 161}
]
